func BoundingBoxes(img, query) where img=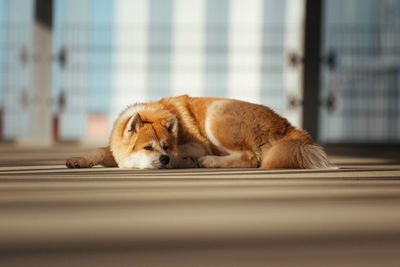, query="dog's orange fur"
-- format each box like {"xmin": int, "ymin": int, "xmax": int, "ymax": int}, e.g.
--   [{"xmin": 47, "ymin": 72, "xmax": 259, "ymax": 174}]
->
[{"xmin": 66, "ymin": 95, "xmax": 333, "ymax": 169}]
